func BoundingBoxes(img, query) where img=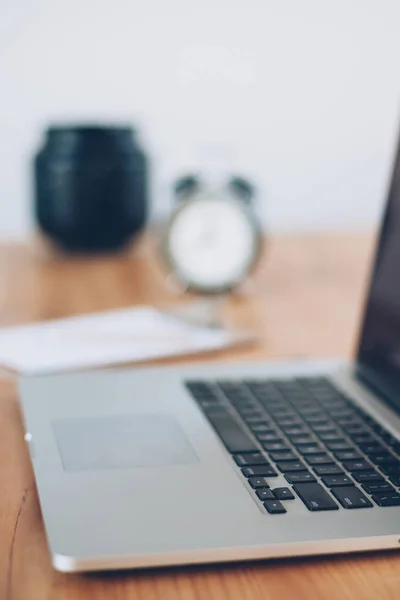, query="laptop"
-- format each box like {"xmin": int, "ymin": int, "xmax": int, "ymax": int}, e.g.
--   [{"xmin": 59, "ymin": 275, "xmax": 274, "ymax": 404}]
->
[{"xmin": 18, "ymin": 133, "xmax": 400, "ymax": 573}]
